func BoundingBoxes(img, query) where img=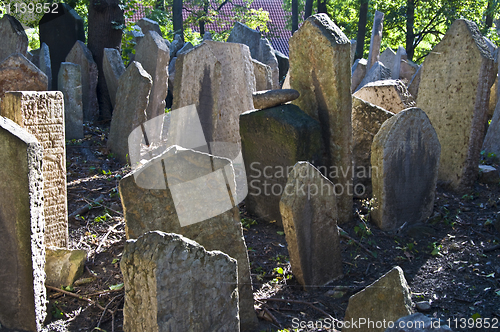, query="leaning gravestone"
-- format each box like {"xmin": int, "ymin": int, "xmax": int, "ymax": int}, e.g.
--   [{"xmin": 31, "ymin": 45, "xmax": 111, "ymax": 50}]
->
[
  {"xmin": 0, "ymin": 53, "xmax": 48, "ymax": 99},
  {"xmin": 355, "ymin": 61, "xmax": 391, "ymax": 92},
  {"xmin": 0, "ymin": 116, "xmax": 46, "ymax": 332},
  {"xmin": 289, "ymin": 13, "xmax": 353, "ymax": 224},
  {"xmin": 252, "ymin": 58, "xmax": 273, "ymax": 91},
  {"xmin": 353, "ymin": 79, "xmax": 415, "ymax": 114},
  {"xmin": 135, "ymin": 30, "xmax": 170, "ymax": 120},
  {"xmin": 1, "ymin": 91, "xmax": 69, "ymax": 248},
  {"xmin": 121, "ymin": 231, "xmax": 239, "ymax": 332},
  {"xmin": 408, "ymin": 65, "xmax": 422, "ymax": 98},
  {"xmin": 0, "ymin": 14, "xmax": 28, "ymax": 62},
  {"xmin": 58, "ymin": 62, "xmax": 83, "ymax": 140},
  {"xmin": 417, "ymin": 19, "xmax": 496, "ymax": 191},
  {"xmin": 39, "ymin": 3, "xmax": 85, "ymax": 90},
  {"xmin": 108, "ymin": 61, "xmax": 152, "ymax": 164},
  {"xmin": 352, "ymin": 96, "xmax": 394, "ymax": 197},
  {"xmin": 280, "ymin": 162, "xmax": 343, "ymax": 288},
  {"xmin": 103, "ymin": 48, "xmax": 126, "ymax": 108},
  {"xmin": 173, "ymin": 40, "xmax": 256, "ymax": 148},
  {"xmin": 240, "ymin": 105, "xmax": 323, "ymax": 224},
  {"xmin": 366, "ymin": 10, "xmax": 384, "ymax": 71},
  {"xmin": 371, "ymin": 108, "xmax": 440, "ymax": 231},
  {"xmin": 119, "ymin": 146, "xmax": 258, "ymax": 330},
  {"xmin": 391, "ymin": 46, "xmax": 407, "ymax": 79},
  {"xmin": 39, "ymin": 43, "xmax": 52, "ymax": 90},
  {"xmin": 65, "ymin": 41, "xmax": 99, "ymax": 122},
  {"xmin": 136, "ymin": 17, "xmax": 162, "ymax": 37}
]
